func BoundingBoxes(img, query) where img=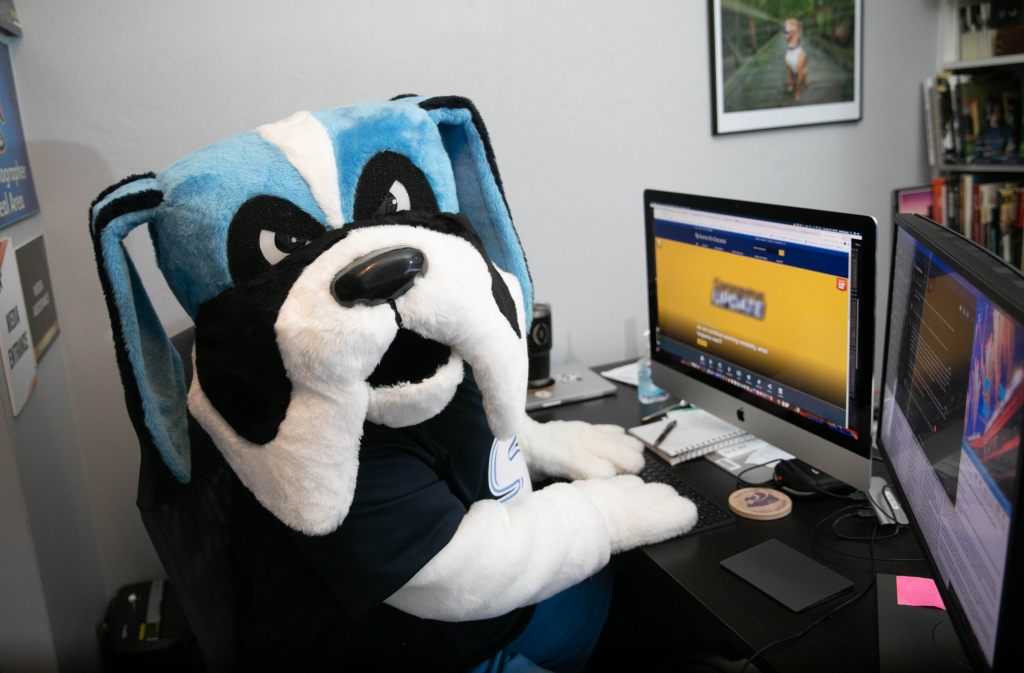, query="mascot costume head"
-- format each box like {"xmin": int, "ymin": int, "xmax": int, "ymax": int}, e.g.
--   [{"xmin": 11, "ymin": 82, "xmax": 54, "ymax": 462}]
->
[{"xmin": 90, "ymin": 96, "xmax": 532, "ymax": 534}]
